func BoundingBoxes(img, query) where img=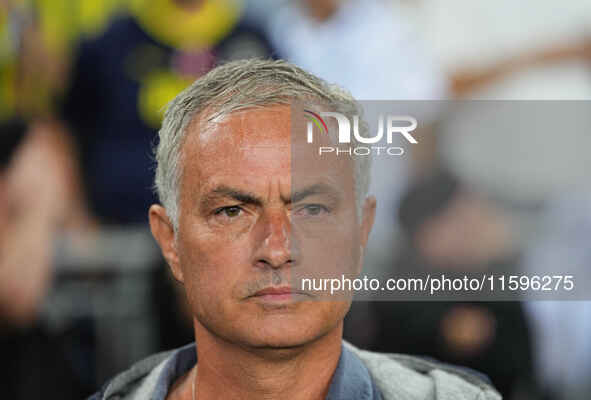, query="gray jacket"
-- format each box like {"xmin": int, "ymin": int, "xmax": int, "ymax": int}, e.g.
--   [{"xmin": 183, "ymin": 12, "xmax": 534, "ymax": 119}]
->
[{"xmin": 90, "ymin": 341, "xmax": 501, "ymax": 400}]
